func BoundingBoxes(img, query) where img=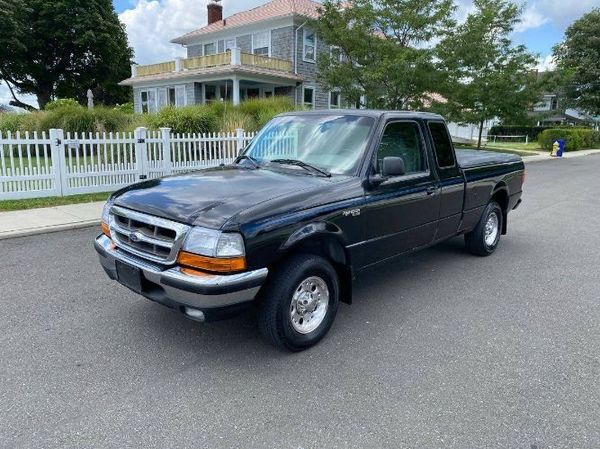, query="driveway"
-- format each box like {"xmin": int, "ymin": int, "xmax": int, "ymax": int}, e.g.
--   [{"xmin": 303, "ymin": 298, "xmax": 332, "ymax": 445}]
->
[{"xmin": 1, "ymin": 155, "xmax": 599, "ymax": 449}]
